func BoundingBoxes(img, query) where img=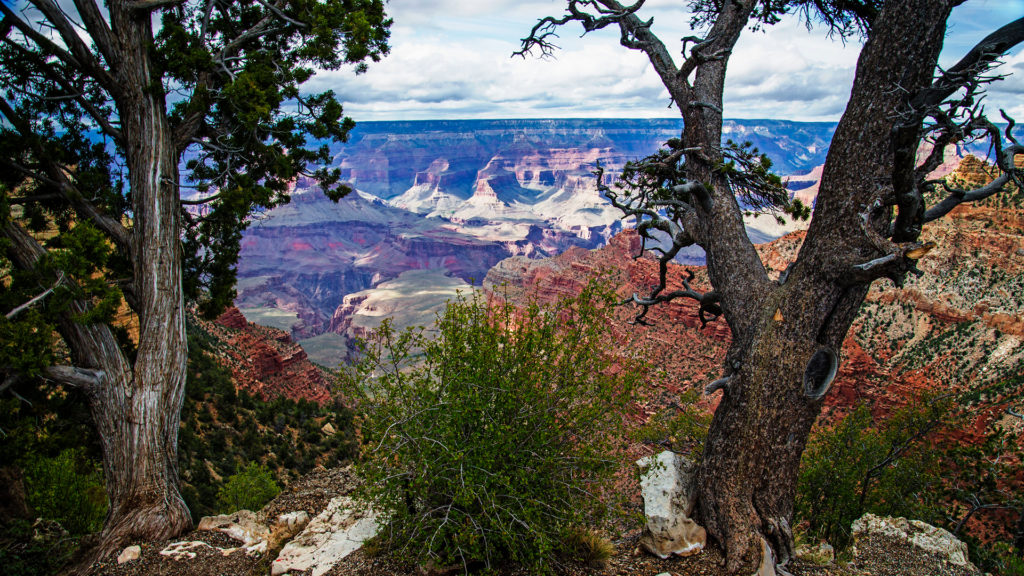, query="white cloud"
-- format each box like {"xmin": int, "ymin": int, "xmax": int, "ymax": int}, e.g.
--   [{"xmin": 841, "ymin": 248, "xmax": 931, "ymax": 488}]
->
[{"xmin": 319, "ymin": 2, "xmax": 1022, "ymax": 122}]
